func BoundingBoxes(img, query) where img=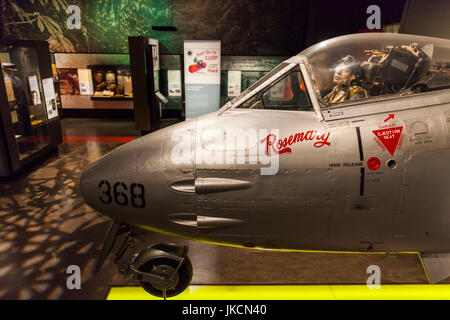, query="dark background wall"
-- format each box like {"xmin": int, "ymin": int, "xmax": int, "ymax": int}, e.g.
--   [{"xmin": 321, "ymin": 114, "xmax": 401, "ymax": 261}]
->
[
  {"xmin": 305, "ymin": 0, "xmax": 405, "ymax": 46},
  {"xmin": 1, "ymin": 0, "xmax": 407, "ymax": 55},
  {"xmin": 399, "ymin": 0, "xmax": 450, "ymax": 39}
]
